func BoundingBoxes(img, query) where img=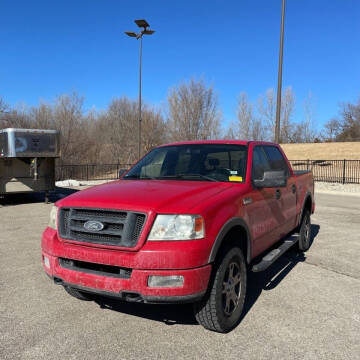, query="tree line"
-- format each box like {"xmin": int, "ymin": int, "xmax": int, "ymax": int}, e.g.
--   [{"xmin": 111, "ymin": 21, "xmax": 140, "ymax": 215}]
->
[{"xmin": 0, "ymin": 79, "xmax": 359, "ymax": 164}]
